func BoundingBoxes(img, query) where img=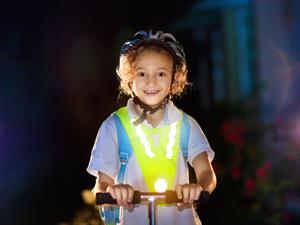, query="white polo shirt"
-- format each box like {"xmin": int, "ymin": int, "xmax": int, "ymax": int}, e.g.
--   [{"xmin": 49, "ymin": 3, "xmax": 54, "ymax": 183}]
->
[{"xmin": 87, "ymin": 99, "xmax": 214, "ymax": 225}]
